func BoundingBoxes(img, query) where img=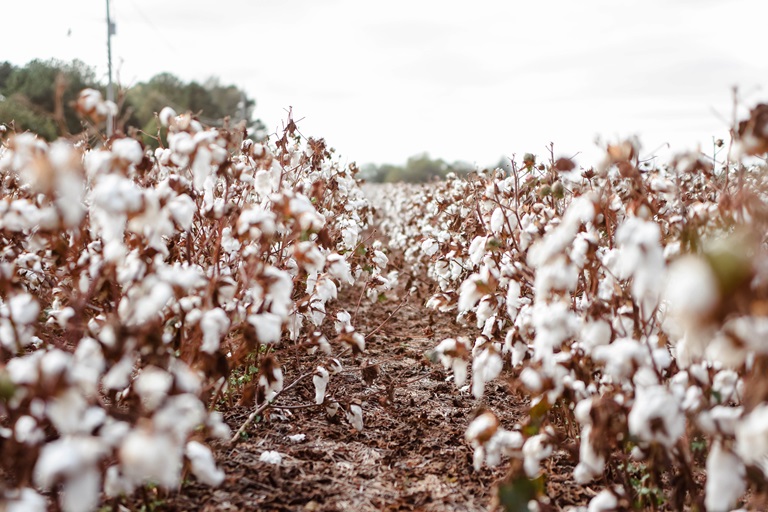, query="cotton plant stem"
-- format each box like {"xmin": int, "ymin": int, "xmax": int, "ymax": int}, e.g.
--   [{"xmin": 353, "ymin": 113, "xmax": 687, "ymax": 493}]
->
[{"xmin": 229, "ymin": 372, "xmax": 312, "ymax": 445}]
